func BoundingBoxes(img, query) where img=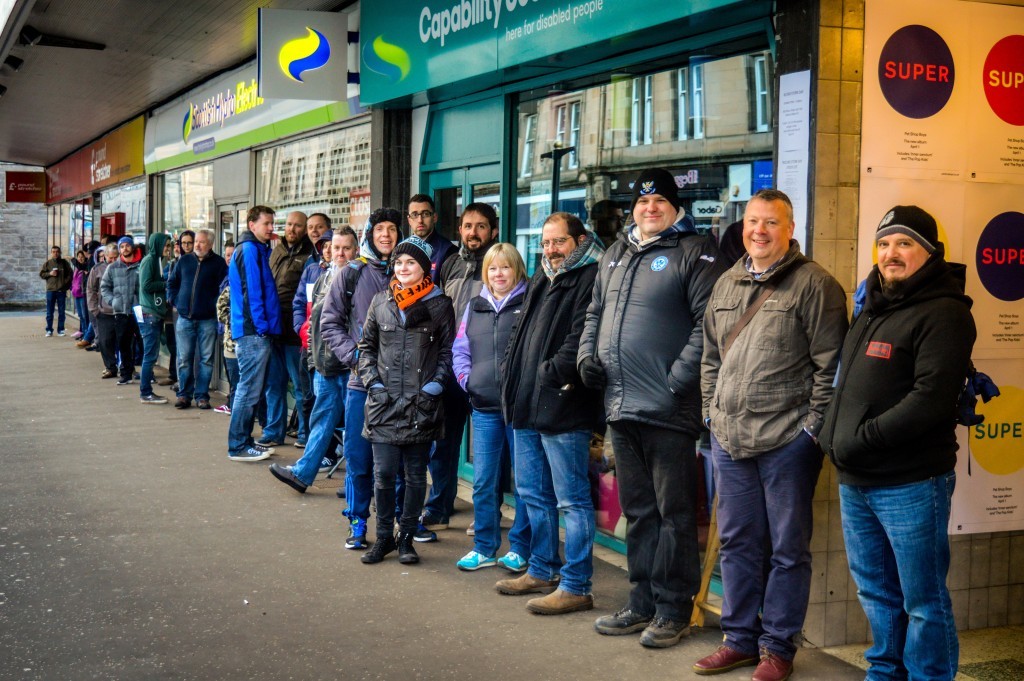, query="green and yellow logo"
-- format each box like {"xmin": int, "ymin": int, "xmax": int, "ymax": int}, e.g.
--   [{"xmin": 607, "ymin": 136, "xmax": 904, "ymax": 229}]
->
[{"xmin": 363, "ymin": 35, "xmax": 410, "ymax": 83}]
